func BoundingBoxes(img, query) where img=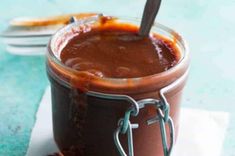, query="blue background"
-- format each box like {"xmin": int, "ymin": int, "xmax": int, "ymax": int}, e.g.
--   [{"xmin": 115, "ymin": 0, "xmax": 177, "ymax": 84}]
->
[{"xmin": 0, "ymin": 0, "xmax": 235, "ymax": 155}]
